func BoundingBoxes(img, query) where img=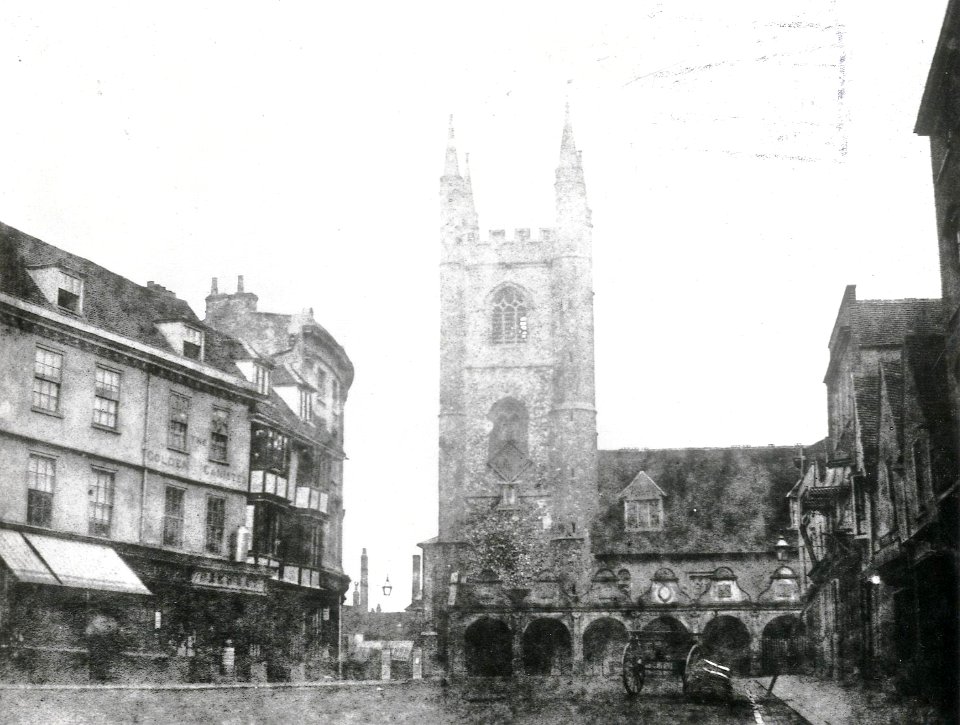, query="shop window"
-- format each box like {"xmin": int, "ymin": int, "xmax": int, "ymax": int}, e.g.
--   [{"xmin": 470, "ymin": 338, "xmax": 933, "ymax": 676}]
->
[
  {"xmin": 57, "ymin": 271, "xmax": 83, "ymax": 313},
  {"xmin": 491, "ymin": 286, "xmax": 529, "ymax": 344},
  {"xmin": 33, "ymin": 347, "xmax": 63, "ymax": 413},
  {"xmin": 167, "ymin": 392, "xmax": 190, "ymax": 452},
  {"xmin": 210, "ymin": 408, "xmax": 229, "ymax": 462},
  {"xmin": 624, "ymin": 498, "xmax": 663, "ymax": 531},
  {"xmin": 88, "ymin": 468, "xmax": 115, "ymax": 537},
  {"xmin": 27, "ymin": 454, "xmax": 55, "ymax": 527},
  {"xmin": 93, "ymin": 365, "xmax": 121, "ymax": 429},
  {"xmin": 163, "ymin": 486, "xmax": 185, "ymax": 547},
  {"xmin": 205, "ymin": 496, "xmax": 226, "ymax": 554}
]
